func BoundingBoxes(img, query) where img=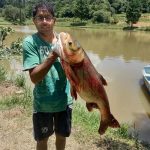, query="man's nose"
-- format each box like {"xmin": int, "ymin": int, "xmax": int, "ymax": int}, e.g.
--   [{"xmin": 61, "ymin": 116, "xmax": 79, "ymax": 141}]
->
[{"xmin": 43, "ymin": 18, "xmax": 47, "ymax": 22}]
